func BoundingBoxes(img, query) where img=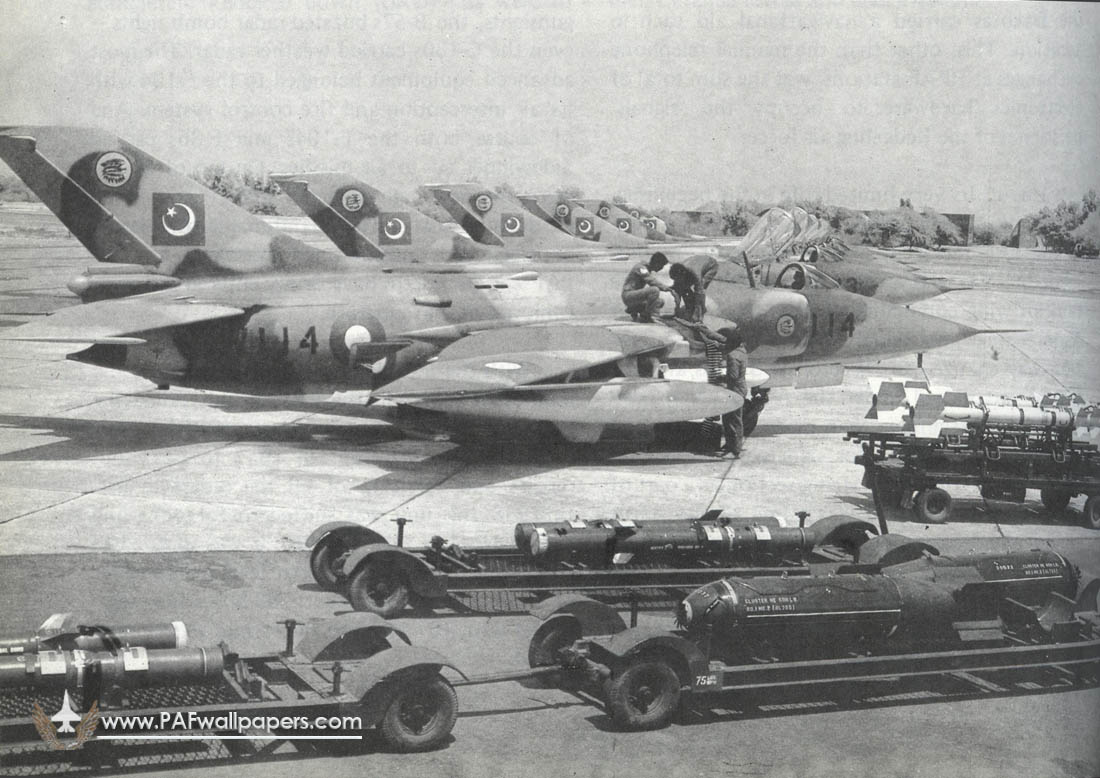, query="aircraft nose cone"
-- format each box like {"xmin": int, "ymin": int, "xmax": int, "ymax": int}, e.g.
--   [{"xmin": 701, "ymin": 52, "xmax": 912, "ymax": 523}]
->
[{"xmin": 838, "ymin": 298, "xmax": 985, "ymax": 362}]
